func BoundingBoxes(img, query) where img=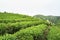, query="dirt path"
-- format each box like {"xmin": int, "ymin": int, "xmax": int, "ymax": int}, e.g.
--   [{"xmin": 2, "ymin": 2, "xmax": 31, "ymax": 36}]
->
[
  {"xmin": 42, "ymin": 20, "xmax": 52, "ymax": 40},
  {"xmin": 43, "ymin": 25, "xmax": 51, "ymax": 40}
]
